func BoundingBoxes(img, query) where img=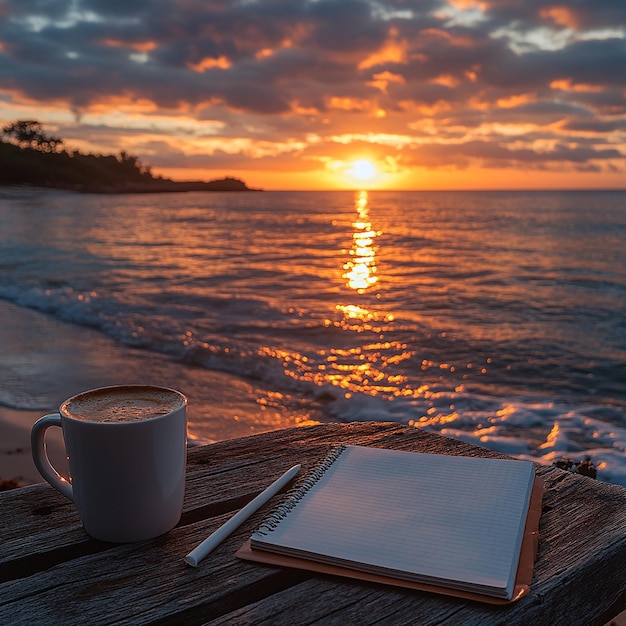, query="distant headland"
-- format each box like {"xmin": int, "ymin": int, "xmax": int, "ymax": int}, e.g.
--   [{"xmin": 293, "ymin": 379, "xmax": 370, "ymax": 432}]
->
[{"xmin": 0, "ymin": 120, "xmax": 258, "ymax": 193}]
